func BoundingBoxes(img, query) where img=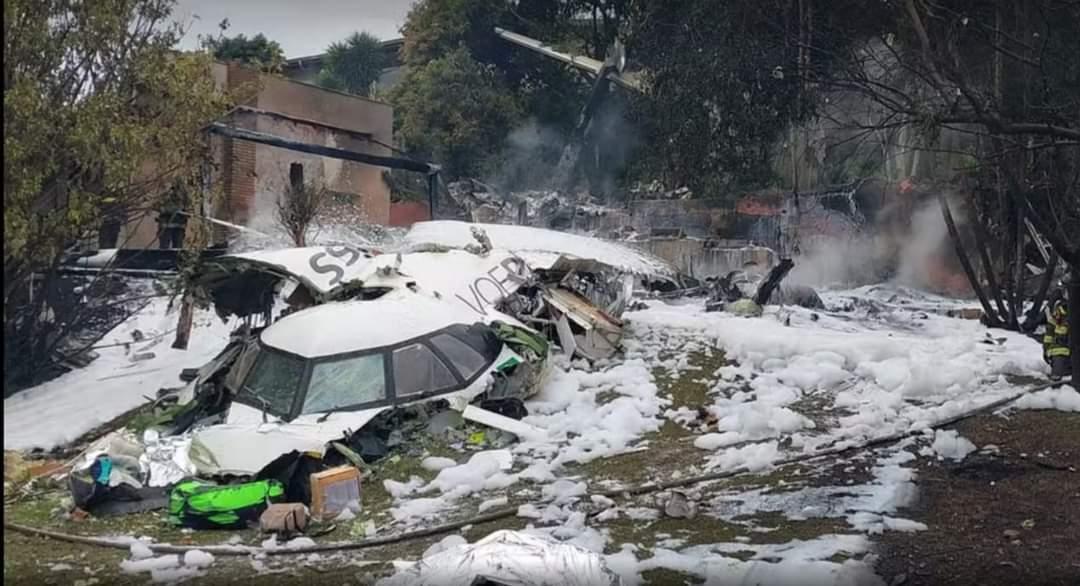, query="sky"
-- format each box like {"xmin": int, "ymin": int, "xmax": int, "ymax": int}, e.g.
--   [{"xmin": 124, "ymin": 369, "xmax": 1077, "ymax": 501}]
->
[{"xmin": 173, "ymin": 0, "xmax": 417, "ymax": 58}]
